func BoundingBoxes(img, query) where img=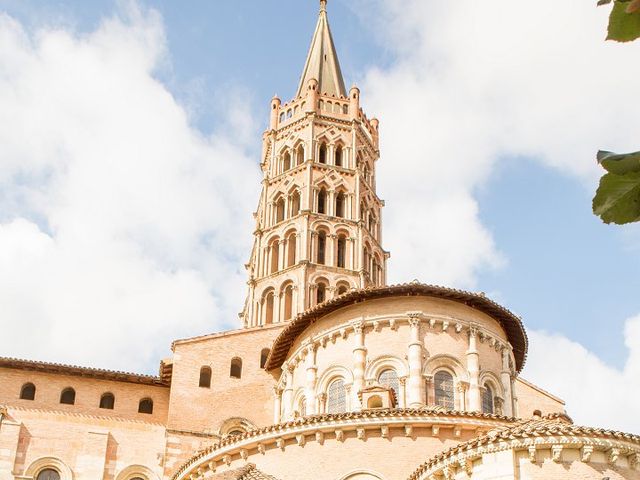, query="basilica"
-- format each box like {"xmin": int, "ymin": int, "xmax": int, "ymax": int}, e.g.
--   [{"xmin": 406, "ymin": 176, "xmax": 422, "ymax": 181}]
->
[{"xmin": 1, "ymin": 2, "xmax": 638, "ymax": 479}]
